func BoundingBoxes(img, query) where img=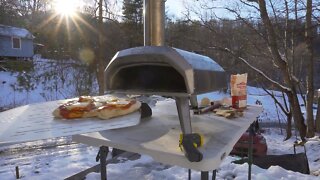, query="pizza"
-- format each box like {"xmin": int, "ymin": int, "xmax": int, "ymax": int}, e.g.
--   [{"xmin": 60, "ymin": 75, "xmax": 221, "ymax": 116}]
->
[{"xmin": 52, "ymin": 95, "xmax": 141, "ymax": 120}]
